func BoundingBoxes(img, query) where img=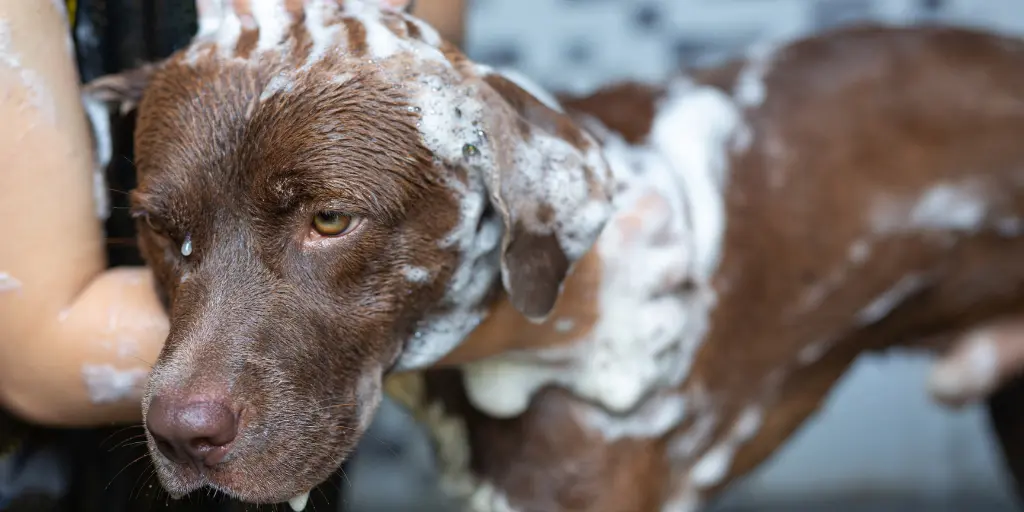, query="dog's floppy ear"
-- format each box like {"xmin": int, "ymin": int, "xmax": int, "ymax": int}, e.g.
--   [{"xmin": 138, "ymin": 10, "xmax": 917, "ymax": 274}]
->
[
  {"xmin": 81, "ymin": 64, "xmax": 157, "ymax": 116},
  {"xmin": 80, "ymin": 64, "xmax": 157, "ymax": 220},
  {"xmin": 473, "ymin": 71, "xmax": 615, "ymax": 322}
]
